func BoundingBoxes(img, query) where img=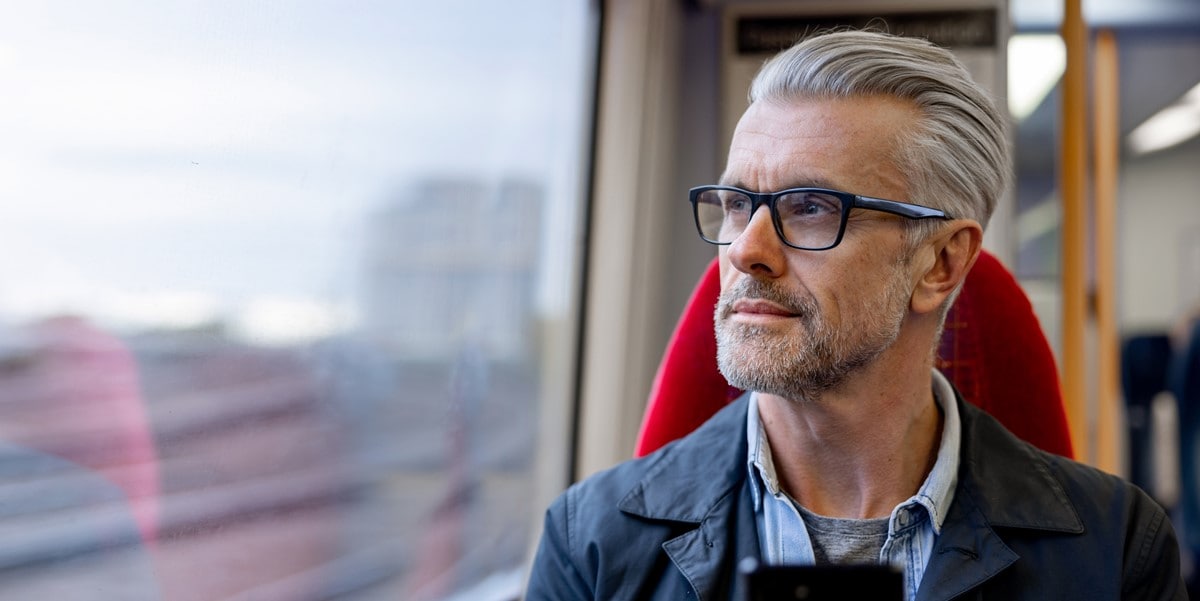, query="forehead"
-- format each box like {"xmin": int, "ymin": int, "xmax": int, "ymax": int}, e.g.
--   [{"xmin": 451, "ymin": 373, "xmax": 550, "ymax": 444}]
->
[{"xmin": 721, "ymin": 95, "xmax": 918, "ymax": 197}]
